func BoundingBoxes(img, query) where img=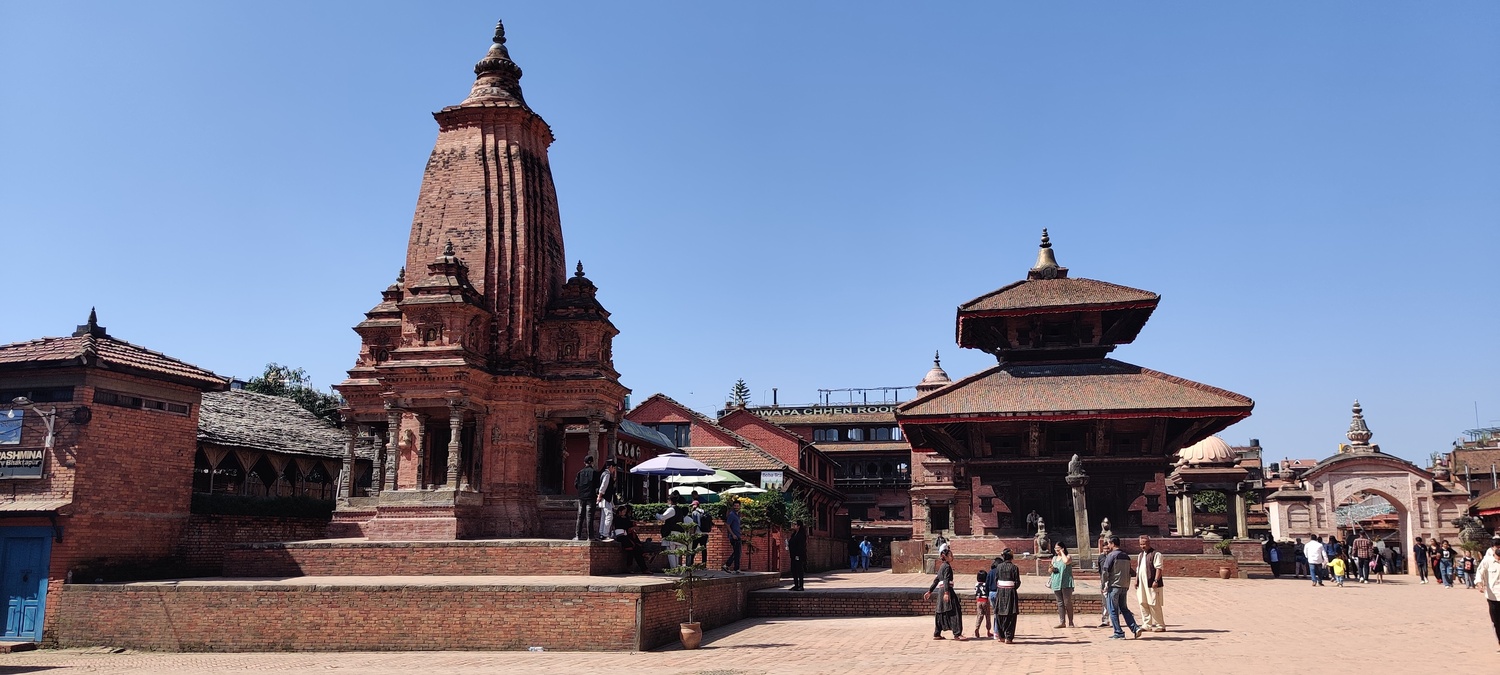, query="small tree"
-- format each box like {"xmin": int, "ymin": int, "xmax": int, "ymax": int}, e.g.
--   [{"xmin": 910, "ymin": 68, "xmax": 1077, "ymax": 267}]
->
[
  {"xmin": 663, "ymin": 519, "xmax": 708, "ymax": 623},
  {"xmin": 729, "ymin": 379, "xmax": 751, "ymax": 407},
  {"xmin": 244, "ymin": 363, "xmax": 344, "ymax": 423}
]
